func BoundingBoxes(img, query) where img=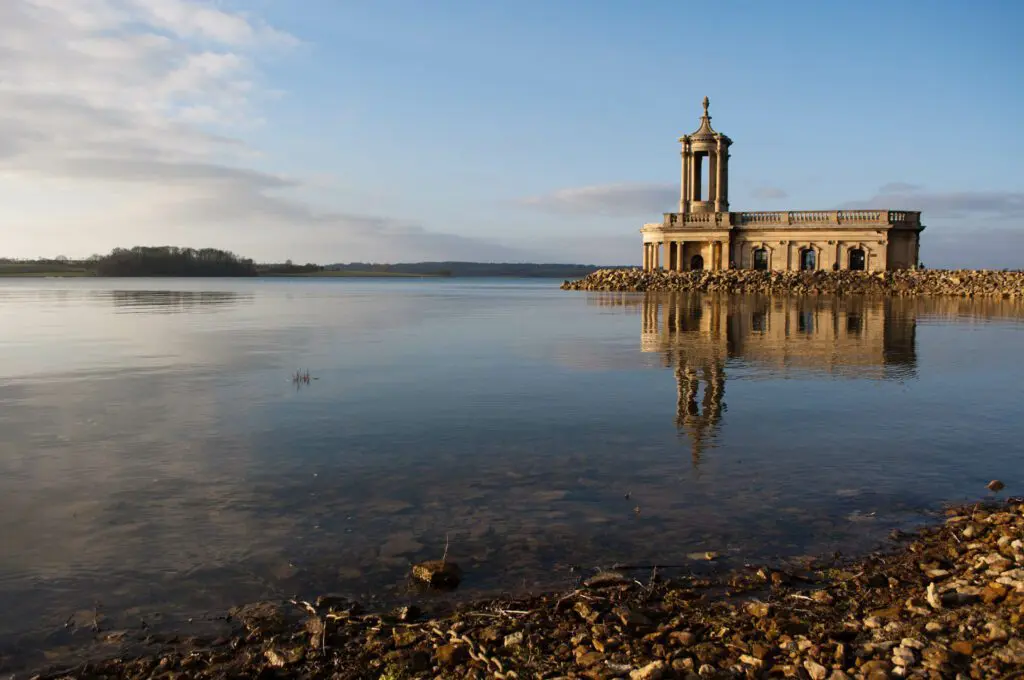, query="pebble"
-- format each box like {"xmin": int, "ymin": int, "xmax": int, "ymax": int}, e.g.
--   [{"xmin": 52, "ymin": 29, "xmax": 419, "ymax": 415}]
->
[{"xmin": 629, "ymin": 660, "xmax": 666, "ymax": 680}]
